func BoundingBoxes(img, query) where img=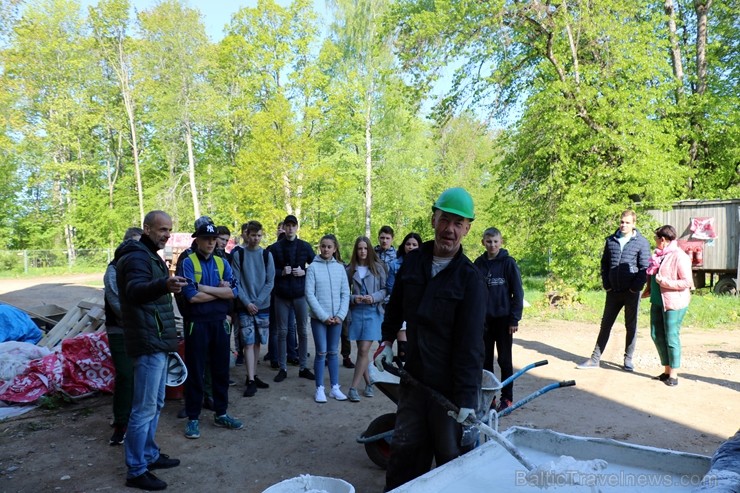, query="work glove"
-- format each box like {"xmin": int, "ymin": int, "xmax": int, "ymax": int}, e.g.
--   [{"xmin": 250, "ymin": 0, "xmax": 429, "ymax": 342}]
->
[
  {"xmin": 455, "ymin": 407, "xmax": 475, "ymax": 424},
  {"xmin": 373, "ymin": 342, "xmax": 394, "ymax": 372}
]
